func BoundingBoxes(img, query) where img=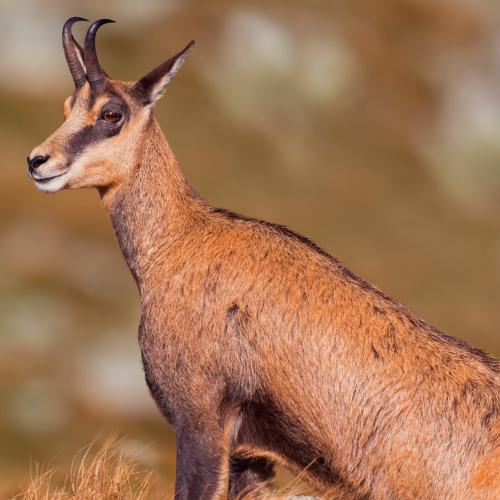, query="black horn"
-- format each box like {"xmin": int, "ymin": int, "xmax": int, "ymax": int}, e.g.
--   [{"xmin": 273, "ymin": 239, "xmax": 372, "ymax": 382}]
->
[
  {"xmin": 62, "ymin": 17, "xmax": 88, "ymax": 88},
  {"xmin": 84, "ymin": 18, "xmax": 115, "ymax": 89}
]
